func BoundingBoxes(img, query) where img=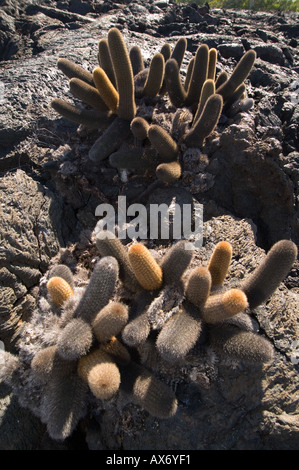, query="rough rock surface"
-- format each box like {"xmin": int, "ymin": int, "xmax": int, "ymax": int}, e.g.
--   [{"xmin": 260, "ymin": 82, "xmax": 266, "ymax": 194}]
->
[{"xmin": 0, "ymin": 0, "xmax": 298, "ymax": 451}]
